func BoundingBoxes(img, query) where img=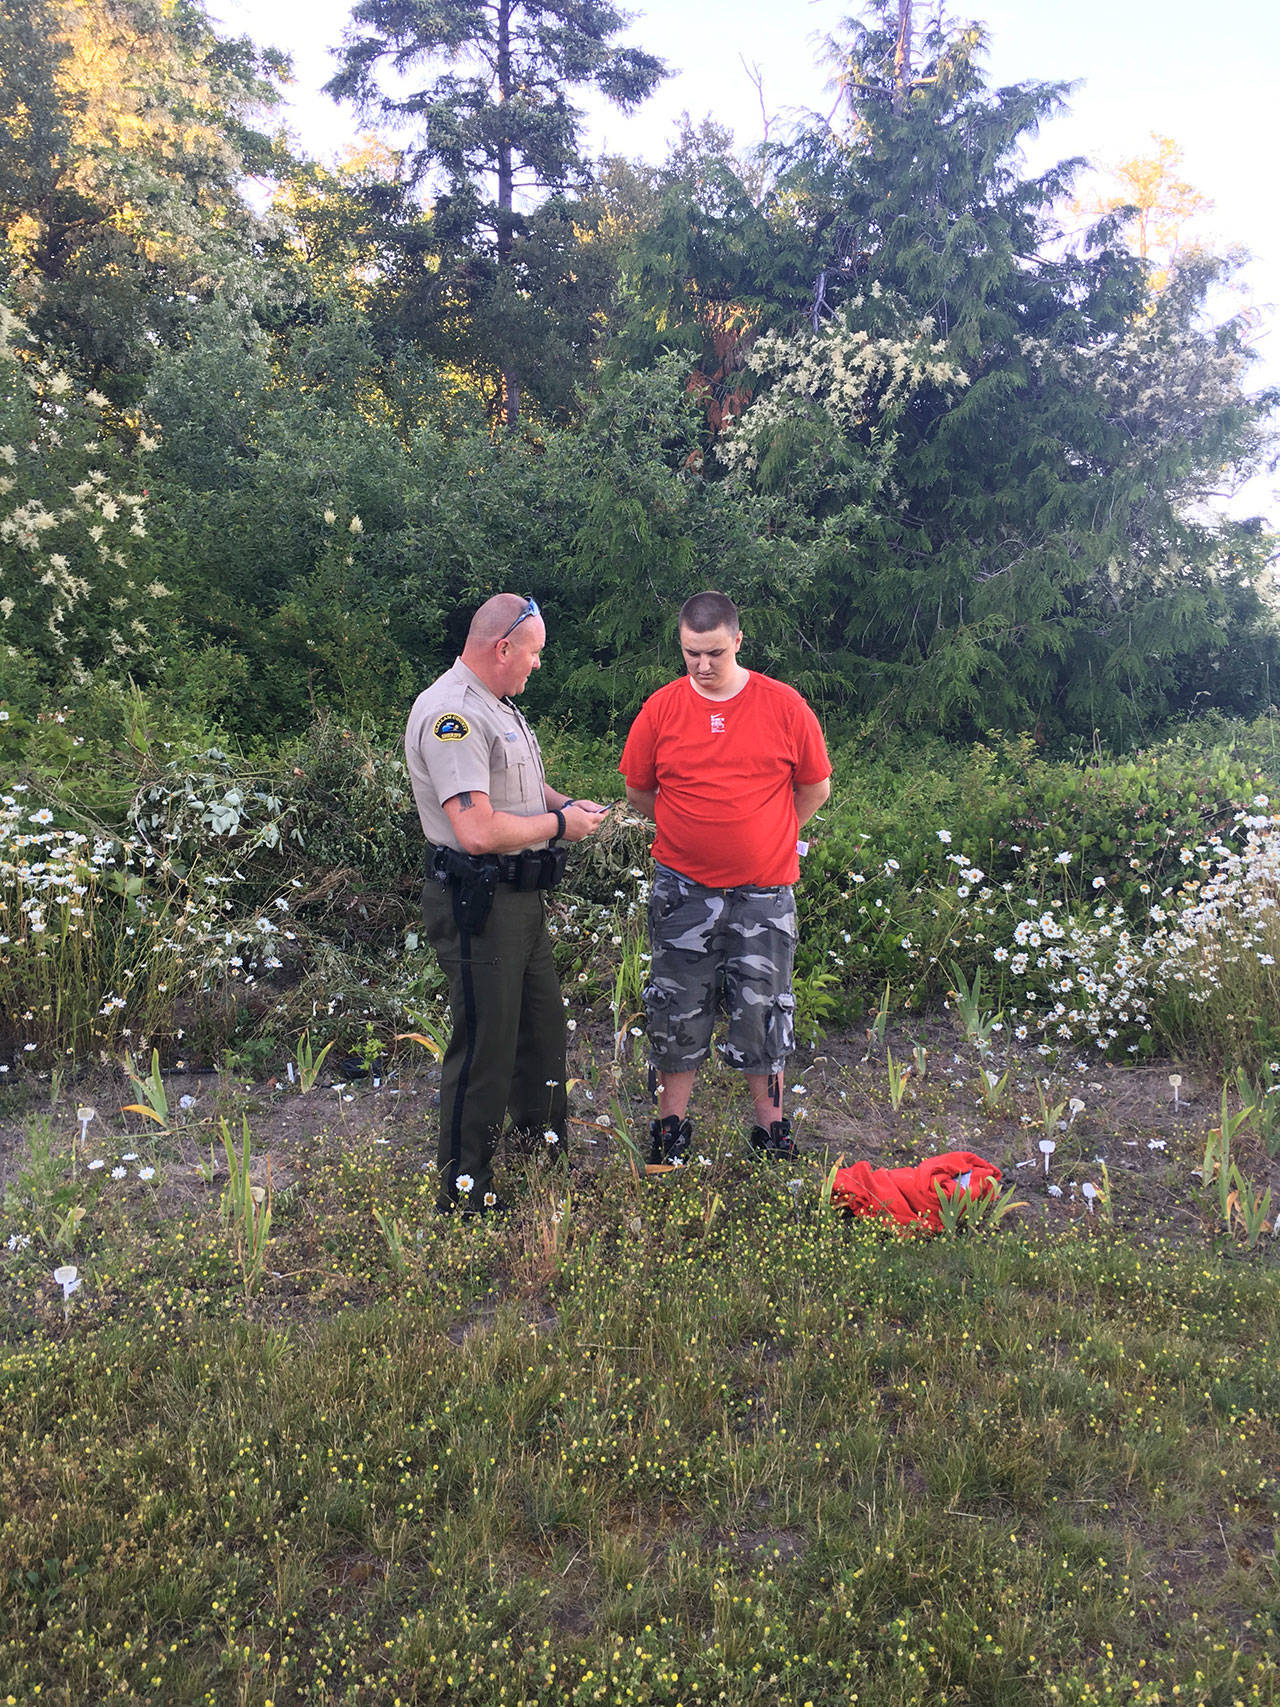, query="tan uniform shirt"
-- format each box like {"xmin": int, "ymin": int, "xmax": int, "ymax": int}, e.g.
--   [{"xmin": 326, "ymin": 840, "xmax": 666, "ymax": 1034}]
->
[{"xmin": 405, "ymin": 658, "xmax": 549, "ymax": 850}]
